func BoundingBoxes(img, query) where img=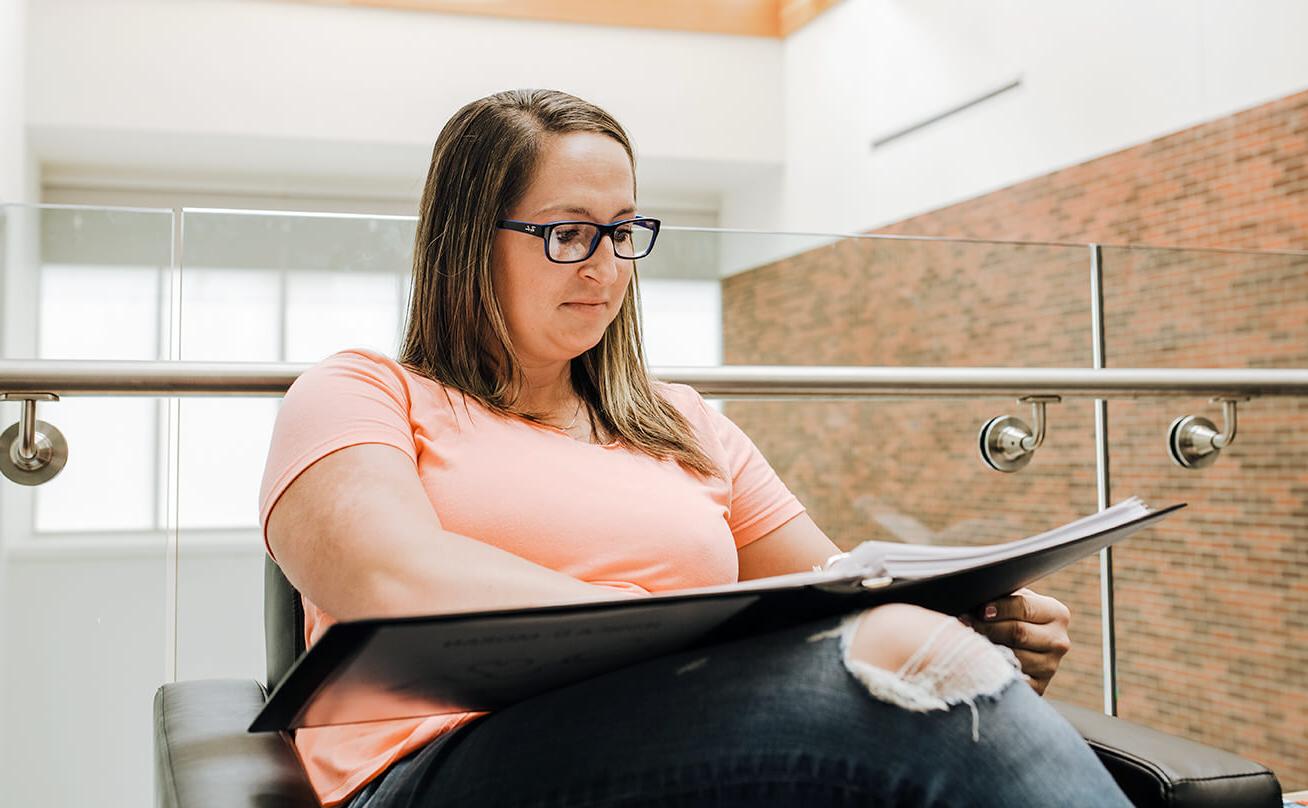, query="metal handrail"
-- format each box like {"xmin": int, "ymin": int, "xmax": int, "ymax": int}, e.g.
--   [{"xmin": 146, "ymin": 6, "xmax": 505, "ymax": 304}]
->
[
  {"xmin": 2, "ymin": 357, "xmax": 1302, "ymax": 718},
  {"xmin": 1, "ymin": 359, "xmax": 1307, "ymax": 398}
]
